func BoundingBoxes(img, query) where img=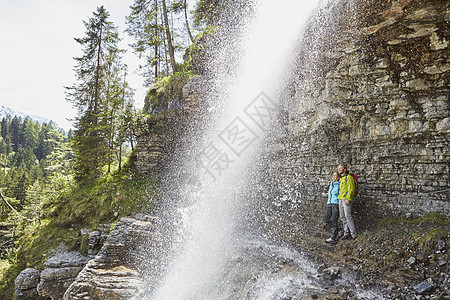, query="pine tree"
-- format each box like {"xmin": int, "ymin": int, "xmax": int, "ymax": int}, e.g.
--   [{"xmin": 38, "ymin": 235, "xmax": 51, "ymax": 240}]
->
[
  {"xmin": 10, "ymin": 117, "xmax": 21, "ymax": 151},
  {"xmin": 66, "ymin": 6, "xmax": 122, "ymax": 182},
  {"xmin": 103, "ymin": 56, "xmax": 127, "ymax": 173},
  {"xmin": 126, "ymin": 0, "xmax": 187, "ymax": 84},
  {"xmin": 126, "ymin": 0, "xmax": 163, "ymax": 84},
  {"xmin": 172, "ymin": 0, "xmax": 194, "ymax": 43},
  {"xmin": 161, "ymin": 0, "xmax": 177, "ymax": 73},
  {"xmin": 193, "ymin": 0, "xmax": 225, "ymax": 26}
]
